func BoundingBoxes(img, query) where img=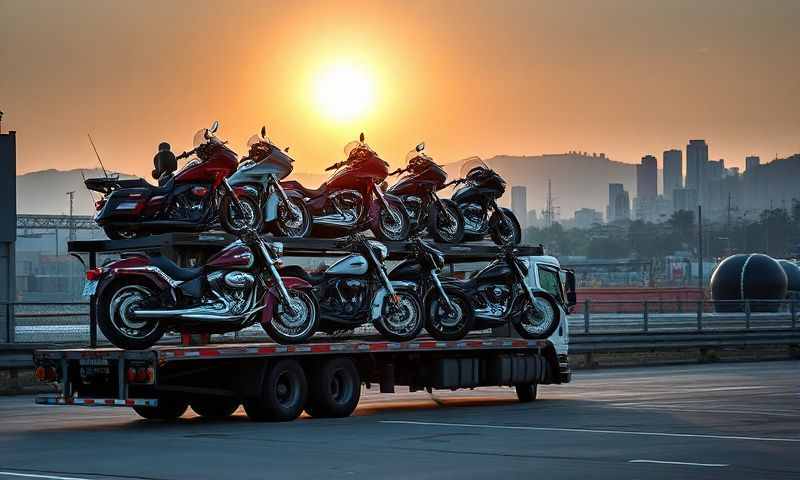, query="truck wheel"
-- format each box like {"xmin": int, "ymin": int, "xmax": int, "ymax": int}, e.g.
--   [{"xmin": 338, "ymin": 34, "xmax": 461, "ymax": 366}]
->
[
  {"xmin": 244, "ymin": 359, "xmax": 307, "ymax": 422},
  {"xmin": 133, "ymin": 397, "xmax": 188, "ymax": 420},
  {"xmin": 515, "ymin": 383, "xmax": 537, "ymax": 403},
  {"xmin": 191, "ymin": 397, "xmax": 240, "ymax": 418},
  {"xmin": 305, "ymin": 358, "xmax": 361, "ymax": 418}
]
